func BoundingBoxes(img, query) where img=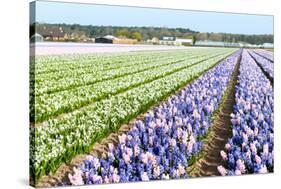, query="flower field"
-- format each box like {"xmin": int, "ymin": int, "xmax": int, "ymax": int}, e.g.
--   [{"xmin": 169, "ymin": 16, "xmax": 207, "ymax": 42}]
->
[
  {"xmin": 218, "ymin": 50, "xmax": 273, "ymax": 176},
  {"xmin": 252, "ymin": 49, "xmax": 273, "ymax": 63},
  {"xmin": 30, "ymin": 47, "xmax": 274, "ymax": 187},
  {"xmin": 247, "ymin": 50, "xmax": 274, "ymax": 80}
]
